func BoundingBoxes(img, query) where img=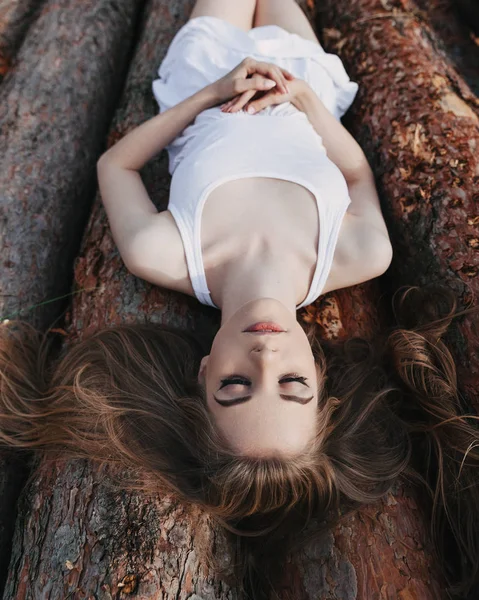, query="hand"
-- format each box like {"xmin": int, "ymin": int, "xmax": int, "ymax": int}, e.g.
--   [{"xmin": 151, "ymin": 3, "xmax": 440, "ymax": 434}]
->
[
  {"xmin": 207, "ymin": 57, "xmax": 295, "ymax": 105},
  {"xmin": 220, "ymin": 76, "xmax": 311, "ymax": 114}
]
